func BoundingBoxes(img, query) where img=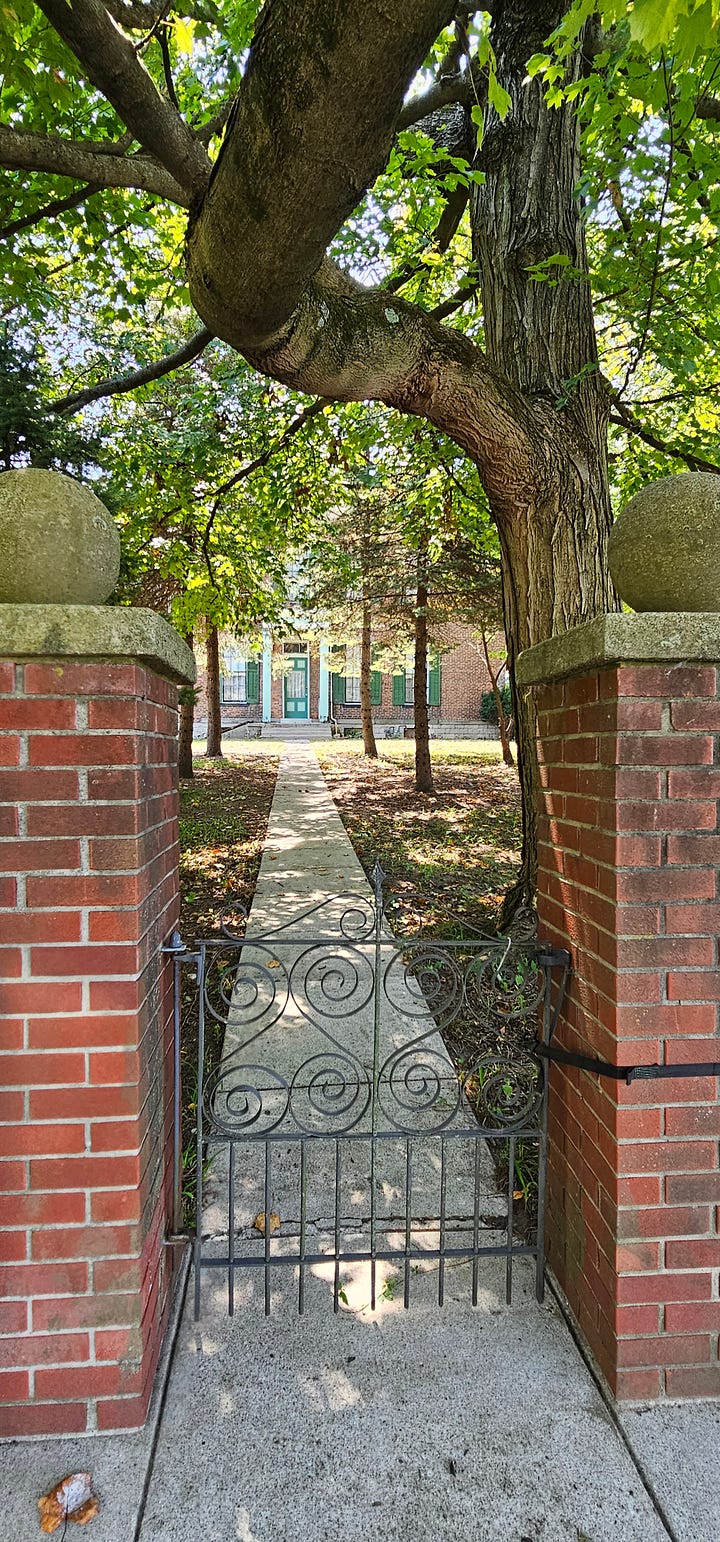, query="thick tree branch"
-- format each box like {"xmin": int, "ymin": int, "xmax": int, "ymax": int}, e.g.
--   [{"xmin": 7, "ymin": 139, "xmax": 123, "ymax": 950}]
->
[
  {"xmin": 35, "ymin": 0, "xmax": 210, "ymax": 195},
  {"xmin": 610, "ymin": 398, "xmax": 720, "ymax": 475},
  {"xmin": 0, "ymin": 182, "xmax": 100, "ymax": 240},
  {"xmin": 0, "ymin": 124, "xmax": 189, "ymax": 204},
  {"xmin": 397, "ymin": 72, "xmax": 474, "ymax": 131},
  {"xmin": 51, "ymin": 327, "xmax": 214, "ymax": 414},
  {"xmin": 189, "ymin": 0, "xmax": 456, "ymax": 347}
]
